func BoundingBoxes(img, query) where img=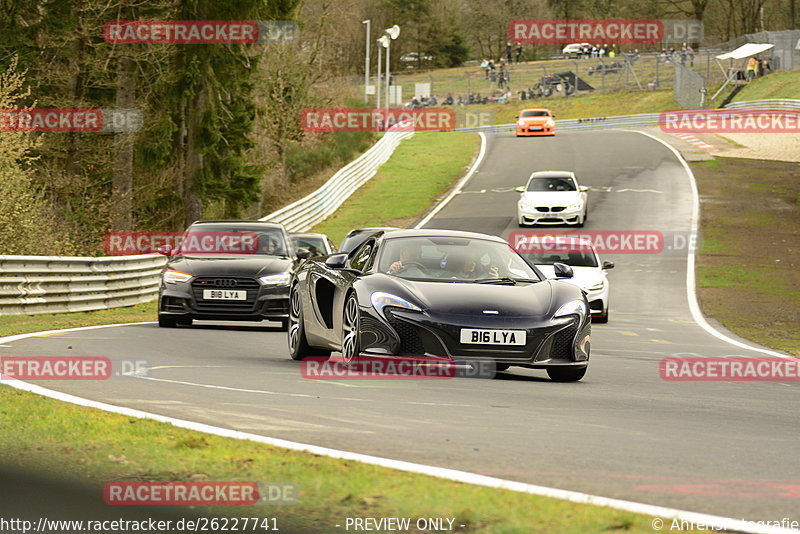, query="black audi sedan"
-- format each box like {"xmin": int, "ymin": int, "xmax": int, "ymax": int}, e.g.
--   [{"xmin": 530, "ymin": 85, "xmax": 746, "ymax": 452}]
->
[{"xmin": 157, "ymin": 220, "xmax": 301, "ymax": 329}]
